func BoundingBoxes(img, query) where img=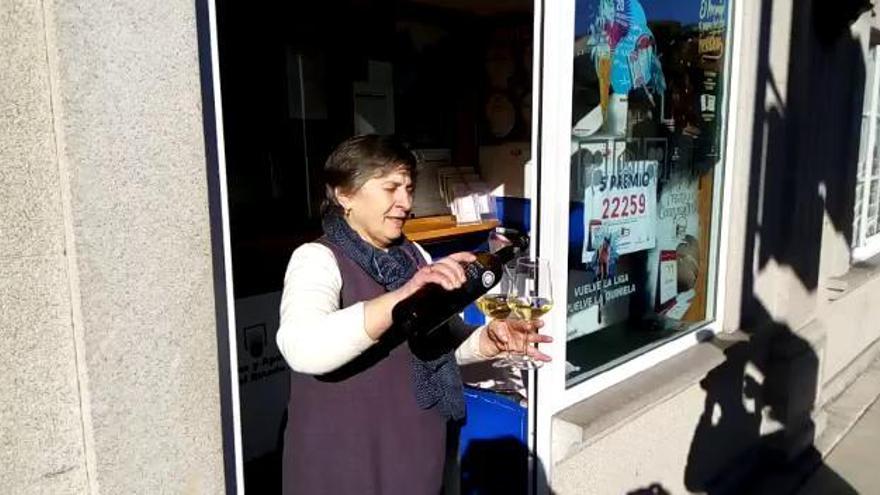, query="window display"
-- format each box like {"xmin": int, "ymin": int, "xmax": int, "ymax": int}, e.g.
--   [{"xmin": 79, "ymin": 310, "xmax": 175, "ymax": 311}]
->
[{"xmin": 566, "ymin": 0, "xmax": 731, "ymax": 386}]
